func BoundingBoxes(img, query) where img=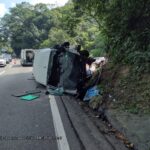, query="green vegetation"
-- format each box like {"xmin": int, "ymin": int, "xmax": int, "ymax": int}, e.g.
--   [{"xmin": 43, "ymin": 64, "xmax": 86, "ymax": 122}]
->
[
  {"xmin": 0, "ymin": 1, "xmax": 101, "ymax": 56},
  {"xmin": 0, "ymin": 3, "xmax": 54, "ymax": 55},
  {"xmin": 73, "ymin": 0, "xmax": 150, "ymax": 73},
  {"xmin": 100, "ymin": 64, "xmax": 150, "ymax": 114}
]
